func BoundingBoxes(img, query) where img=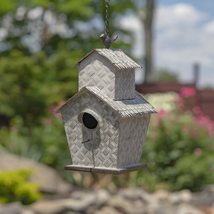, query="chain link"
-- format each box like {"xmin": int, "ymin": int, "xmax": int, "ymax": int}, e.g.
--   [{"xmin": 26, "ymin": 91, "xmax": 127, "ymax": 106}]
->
[{"xmin": 105, "ymin": 0, "xmax": 110, "ymax": 36}]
